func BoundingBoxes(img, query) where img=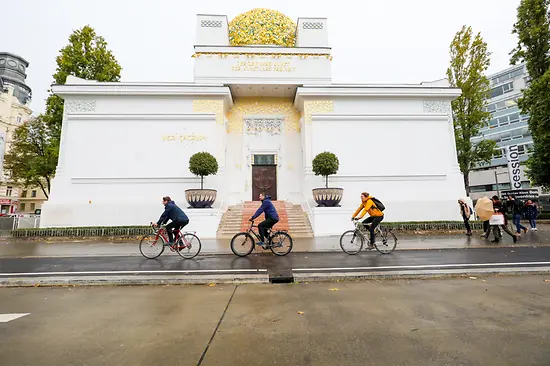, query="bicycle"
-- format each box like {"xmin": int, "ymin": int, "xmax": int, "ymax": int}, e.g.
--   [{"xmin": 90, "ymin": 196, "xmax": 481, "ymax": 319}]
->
[
  {"xmin": 139, "ymin": 223, "xmax": 202, "ymax": 259},
  {"xmin": 339, "ymin": 220, "xmax": 398, "ymax": 255},
  {"xmin": 230, "ymin": 220, "xmax": 293, "ymax": 257}
]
